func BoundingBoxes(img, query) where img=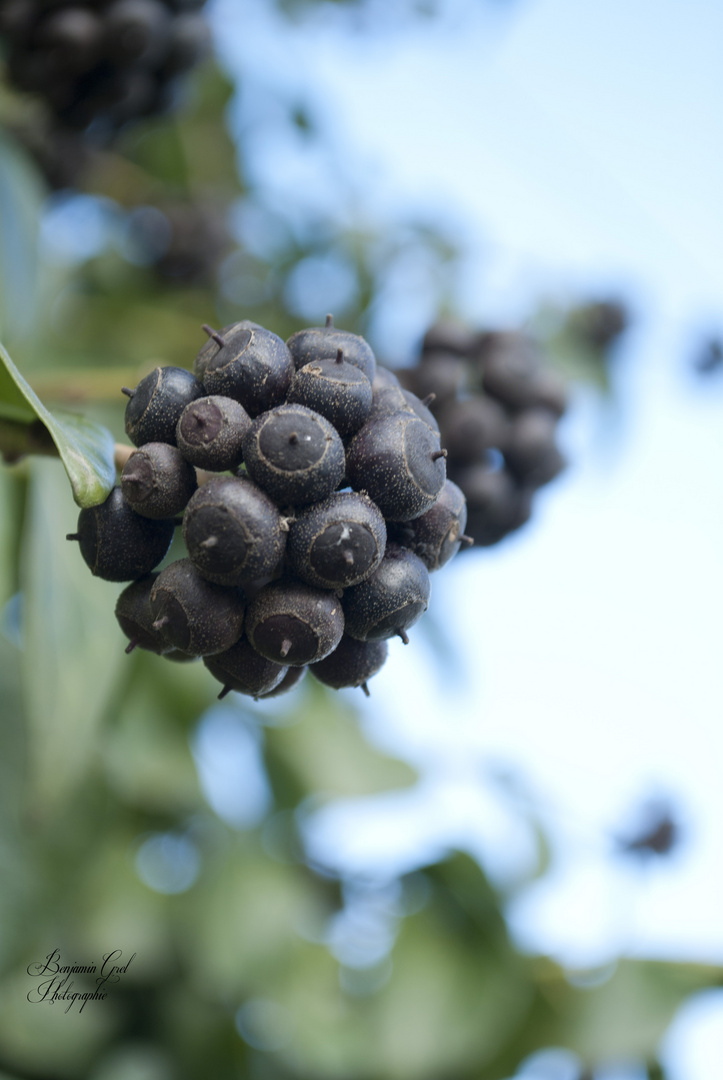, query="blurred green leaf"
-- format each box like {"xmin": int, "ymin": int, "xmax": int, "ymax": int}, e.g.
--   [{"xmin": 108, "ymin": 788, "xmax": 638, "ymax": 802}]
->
[
  {"xmin": 476, "ymin": 957, "xmax": 723, "ymax": 1079},
  {"xmin": 0, "ymin": 635, "xmax": 25, "ymax": 828},
  {"xmin": 0, "ymin": 340, "xmax": 115, "ymax": 507},
  {"xmin": 20, "ymin": 460, "xmax": 125, "ymax": 811},
  {"xmin": 186, "ymin": 834, "xmax": 334, "ymax": 996},
  {"xmin": 558, "ymin": 959, "xmax": 723, "ymax": 1064},
  {"xmin": 264, "ymin": 679, "xmax": 416, "ymax": 807},
  {"xmin": 102, "ymin": 649, "xmax": 211, "ymax": 815},
  {"xmin": 0, "ymin": 965, "xmax": 120, "ymax": 1078},
  {"xmin": 0, "ymin": 130, "xmax": 43, "ymax": 344},
  {"xmin": 0, "ymin": 466, "xmax": 25, "ymax": 610}
]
